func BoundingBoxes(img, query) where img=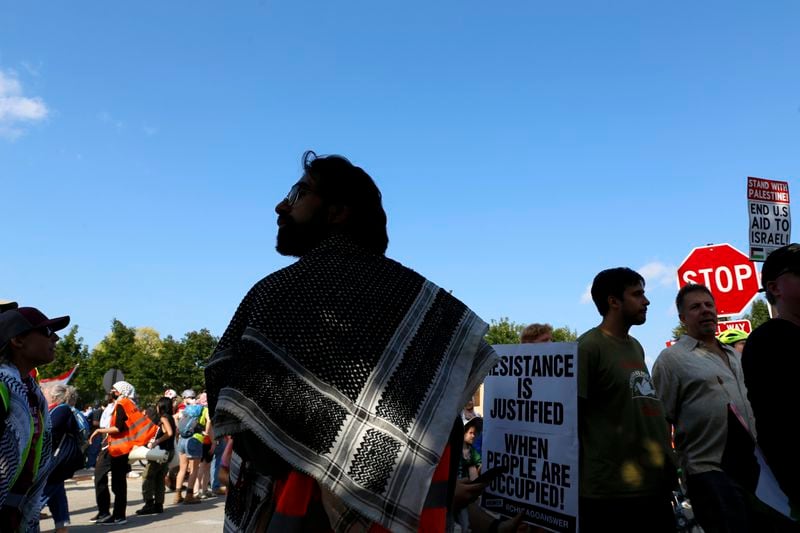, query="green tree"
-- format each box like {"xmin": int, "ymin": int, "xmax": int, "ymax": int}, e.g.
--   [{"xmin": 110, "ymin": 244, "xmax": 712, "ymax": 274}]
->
[
  {"xmin": 743, "ymin": 298, "xmax": 770, "ymax": 329},
  {"xmin": 137, "ymin": 329, "xmax": 218, "ymax": 404},
  {"xmin": 485, "ymin": 317, "xmax": 524, "ymax": 345},
  {"xmin": 81, "ymin": 319, "xmax": 145, "ymax": 401},
  {"xmin": 40, "ymin": 325, "xmax": 90, "ymax": 383},
  {"xmin": 551, "ymin": 326, "xmax": 578, "ymax": 342},
  {"xmin": 128, "ymin": 327, "xmax": 166, "ymax": 402}
]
